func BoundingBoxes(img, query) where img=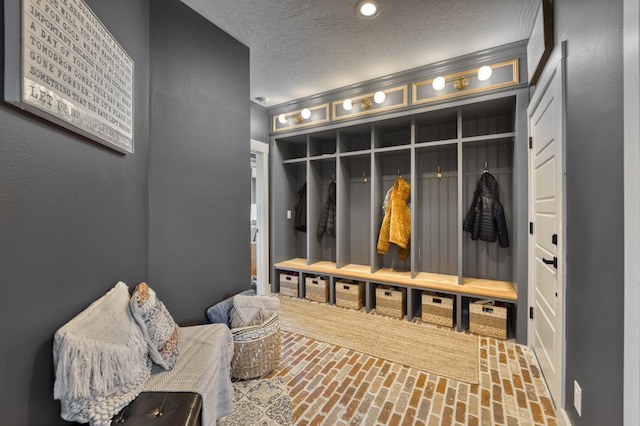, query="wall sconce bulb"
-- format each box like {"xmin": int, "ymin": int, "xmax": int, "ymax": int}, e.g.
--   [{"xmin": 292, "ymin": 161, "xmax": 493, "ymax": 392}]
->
[
  {"xmin": 477, "ymin": 65, "xmax": 493, "ymax": 81},
  {"xmin": 374, "ymin": 91, "xmax": 386, "ymax": 104},
  {"xmin": 432, "ymin": 76, "xmax": 446, "ymax": 91}
]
